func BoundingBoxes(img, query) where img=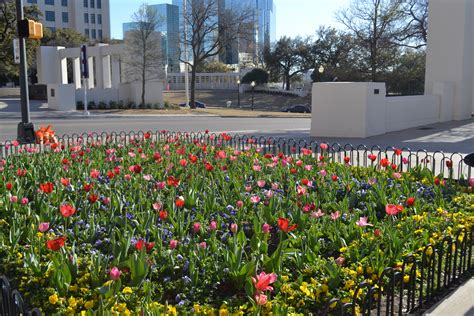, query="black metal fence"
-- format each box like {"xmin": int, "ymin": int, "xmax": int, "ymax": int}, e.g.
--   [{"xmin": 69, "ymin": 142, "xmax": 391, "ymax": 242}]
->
[
  {"xmin": 0, "ymin": 131, "xmax": 473, "ymax": 315},
  {"xmin": 1, "ymin": 130, "xmax": 472, "ymax": 179}
]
